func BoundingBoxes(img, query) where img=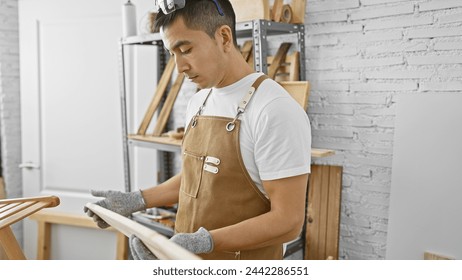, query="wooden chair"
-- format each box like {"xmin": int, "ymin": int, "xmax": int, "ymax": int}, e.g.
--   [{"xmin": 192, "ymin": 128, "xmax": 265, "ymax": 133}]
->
[
  {"xmin": 0, "ymin": 195, "xmax": 60, "ymax": 259},
  {"xmin": 85, "ymin": 203, "xmax": 200, "ymax": 260}
]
